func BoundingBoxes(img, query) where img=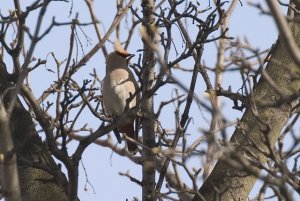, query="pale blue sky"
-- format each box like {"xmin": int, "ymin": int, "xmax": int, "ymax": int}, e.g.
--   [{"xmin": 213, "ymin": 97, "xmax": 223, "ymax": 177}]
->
[{"xmin": 1, "ymin": 1, "xmax": 295, "ymax": 201}]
